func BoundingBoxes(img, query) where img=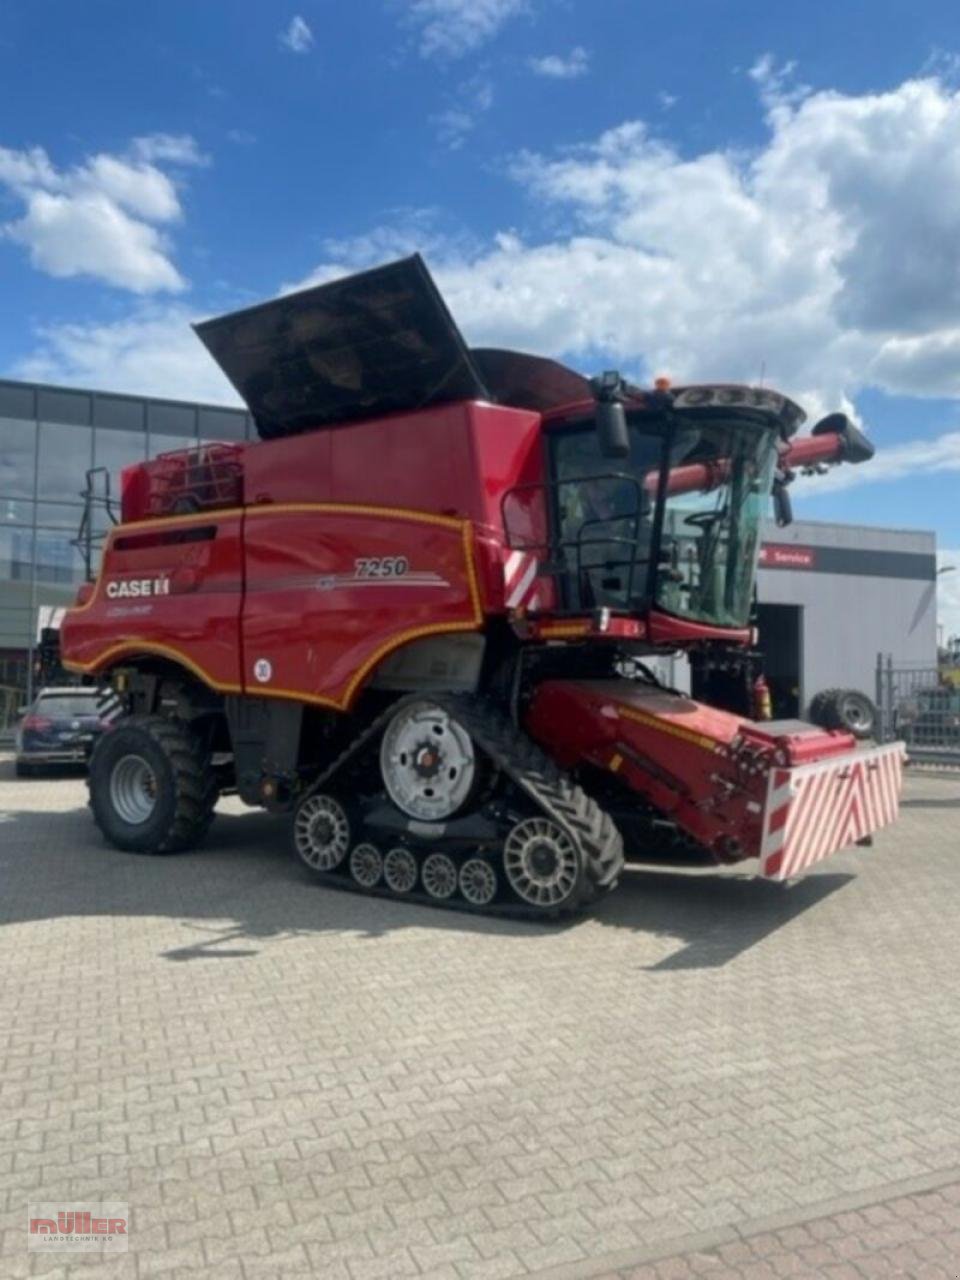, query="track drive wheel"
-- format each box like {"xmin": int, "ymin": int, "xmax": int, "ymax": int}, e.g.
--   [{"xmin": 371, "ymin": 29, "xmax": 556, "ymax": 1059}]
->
[
  {"xmin": 379, "ymin": 700, "xmax": 481, "ymax": 821},
  {"xmin": 87, "ymin": 714, "xmax": 218, "ymax": 854}
]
